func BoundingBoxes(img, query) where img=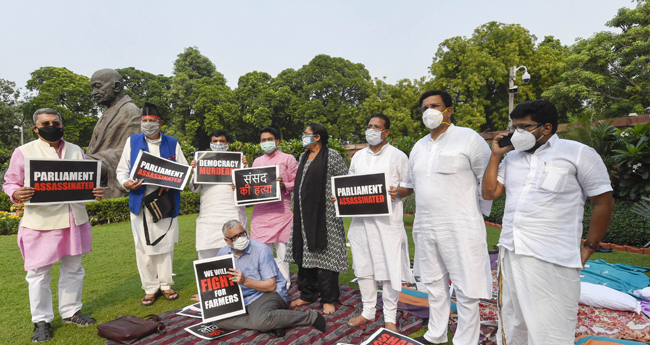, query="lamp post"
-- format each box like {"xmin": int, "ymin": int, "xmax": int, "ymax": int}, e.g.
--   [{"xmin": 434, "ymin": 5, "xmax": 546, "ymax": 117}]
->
[
  {"xmin": 13, "ymin": 125, "xmax": 23, "ymax": 146},
  {"xmin": 508, "ymin": 66, "xmax": 531, "ymax": 123}
]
